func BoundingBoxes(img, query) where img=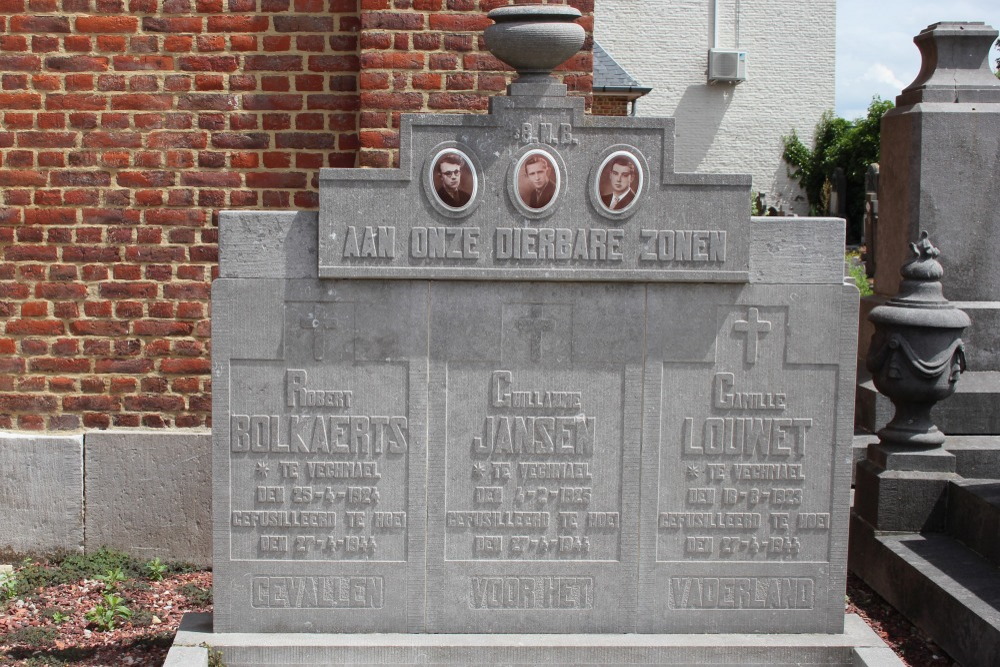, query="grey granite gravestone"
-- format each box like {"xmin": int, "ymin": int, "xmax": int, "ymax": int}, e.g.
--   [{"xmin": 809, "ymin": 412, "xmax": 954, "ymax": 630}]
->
[
  {"xmin": 173, "ymin": 6, "xmax": 899, "ymax": 665},
  {"xmin": 857, "ymin": 22, "xmax": 1000, "ymax": 437}
]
